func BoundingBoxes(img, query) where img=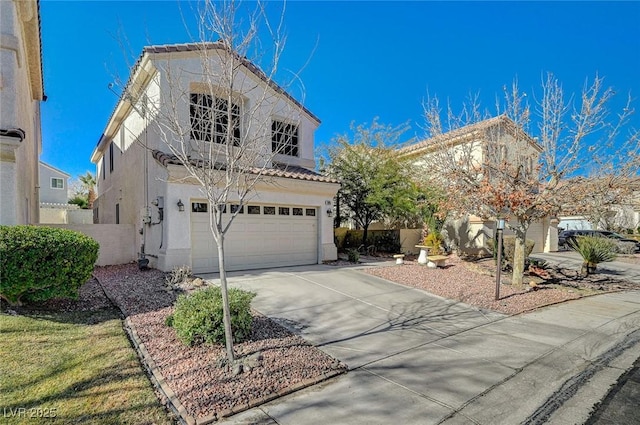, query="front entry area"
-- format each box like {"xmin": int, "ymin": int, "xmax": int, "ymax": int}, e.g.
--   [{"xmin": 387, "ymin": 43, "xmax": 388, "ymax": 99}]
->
[{"xmin": 190, "ymin": 201, "xmax": 318, "ymax": 273}]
